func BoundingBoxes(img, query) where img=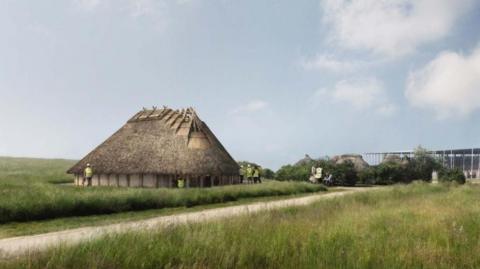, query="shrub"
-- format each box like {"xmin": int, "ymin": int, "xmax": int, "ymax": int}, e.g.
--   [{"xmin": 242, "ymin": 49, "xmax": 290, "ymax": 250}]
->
[
  {"xmin": 407, "ymin": 146, "xmax": 442, "ymax": 181},
  {"xmin": 275, "ymin": 165, "xmax": 310, "ymax": 181},
  {"xmin": 438, "ymin": 168, "xmax": 466, "ymax": 184},
  {"xmin": 375, "ymin": 162, "xmax": 409, "ymax": 184},
  {"xmin": 327, "ymin": 161, "xmax": 357, "ymax": 186},
  {"xmin": 358, "ymin": 167, "xmax": 376, "ymax": 185},
  {"xmin": 261, "ymin": 168, "xmax": 275, "ymax": 179},
  {"xmin": 367, "ymin": 146, "xmax": 443, "ymax": 185},
  {"xmin": 275, "ymin": 159, "xmax": 358, "ymax": 186},
  {"xmin": 275, "ymin": 146, "xmax": 443, "ymax": 186}
]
